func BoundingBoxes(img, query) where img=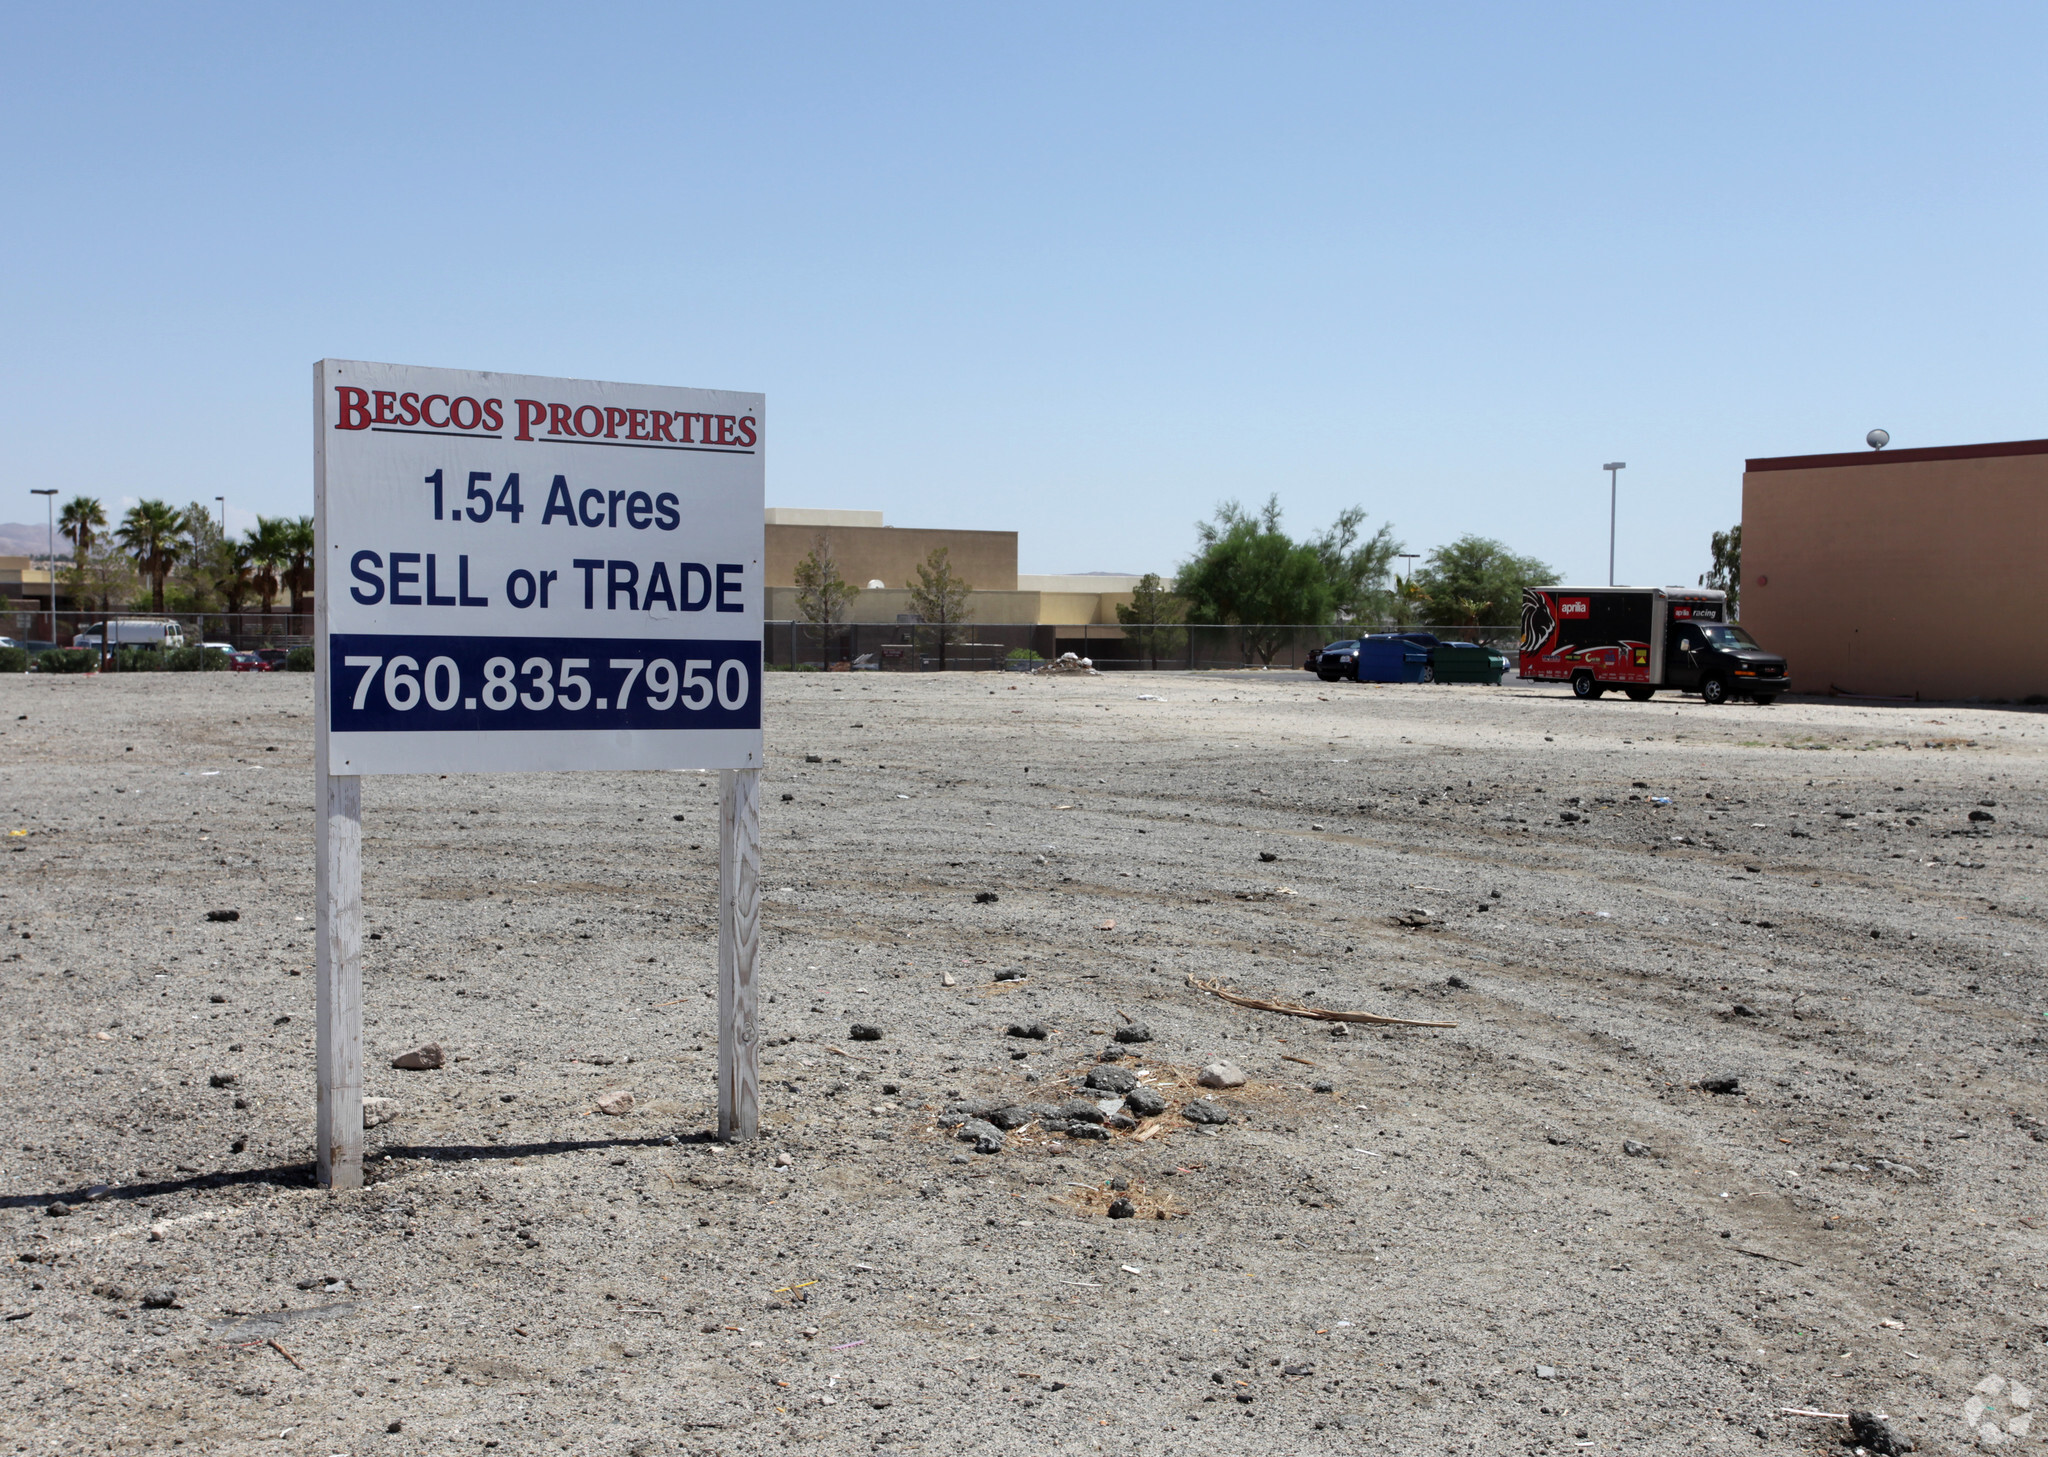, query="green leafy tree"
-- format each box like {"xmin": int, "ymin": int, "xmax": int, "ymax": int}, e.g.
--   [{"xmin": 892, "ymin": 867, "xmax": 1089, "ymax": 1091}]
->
[
  {"xmin": 284, "ymin": 516, "xmax": 316, "ymax": 613},
  {"xmin": 1412, "ymin": 535, "xmax": 1558, "ymax": 629},
  {"xmin": 169, "ymin": 502, "xmax": 225, "ymax": 612},
  {"xmin": 67, "ymin": 539, "xmax": 136, "ymax": 623},
  {"xmin": 1309, "ymin": 507, "xmax": 1402, "ymax": 624},
  {"xmin": 117, "ymin": 499, "xmax": 189, "ymax": 612},
  {"xmin": 906, "ymin": 546, "xmax": 973, "ymax": 670},
  {"xmin": 793, "ymin": 533, "xmax": 860, "ymax": 627},
  {"xmin": 1700, "ymin": 523, "xmax": 1741, "ymax": 617},
  {"xmin": 1176, "ymin": 497, "xmax": 1333, "ymax": 664},
  {"xmin": 58, "ymin": 496, "xmax": 107, "ymax": 562},
  {"xmin": 1115, "ymin": 572, "xmax": 1187, "ymax": 668}
]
